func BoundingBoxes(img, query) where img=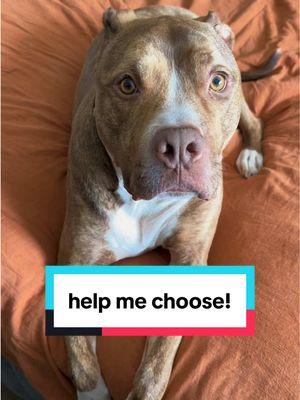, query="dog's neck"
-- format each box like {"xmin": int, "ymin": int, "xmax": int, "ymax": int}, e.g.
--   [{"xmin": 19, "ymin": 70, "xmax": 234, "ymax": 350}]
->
[{"xmin": 105, "ymin": 174, "xmax": 195, "ymax": 261}]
